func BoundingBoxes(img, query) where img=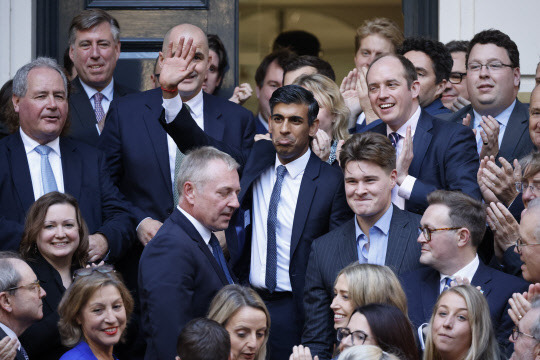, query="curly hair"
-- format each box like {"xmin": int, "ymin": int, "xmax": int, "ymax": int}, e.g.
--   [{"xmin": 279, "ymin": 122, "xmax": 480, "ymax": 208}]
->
[
  {"xmin": 467, "ymin": 29, "xmax": 519, "ymax": 68},
  {"xmin": 398, "ymin": 37, "xmax": 452, "ymax": 83}
]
